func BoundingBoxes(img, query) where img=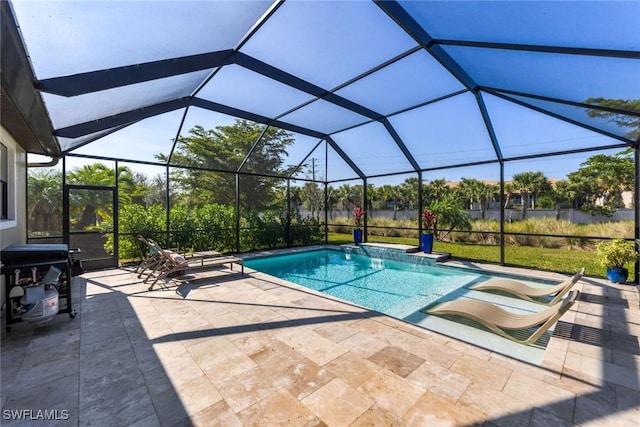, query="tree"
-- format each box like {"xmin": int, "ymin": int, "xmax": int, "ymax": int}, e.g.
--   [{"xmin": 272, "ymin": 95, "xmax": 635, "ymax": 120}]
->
[
  {"xmin": 585, "ymin": 98, "xmax": 640, "ymax": 141},
  {"xmin": 27, "ymin": 168, "xmax": 63, "ymax": 235},
  {"xmin": 508, "ymin": 171, "xmax": 550, "ymax": 220},
  {"xmin": 568, "ymin": 149, "xmax": 634, "ymax": 215},
  {"xmin": 399, "ymin": 178, "xmax": 418, "ymax": 210},
  {"xmin": 157, "ymin": 120, "xmax": 295, "ymax": 210},
  {"xmin": 66, "ymin": 163, "xmax": 116, "ymax": 230},
  {"xmin": 456, "ymin": 178, "xmax": 498, "ymax": 220},
  {"xmin": 379, "ymin": 184, "xmax": 401, "ymax": 219},
  {"xmin": 549, "ymin": 180, "xmax": 577, "ymax": 220}
]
